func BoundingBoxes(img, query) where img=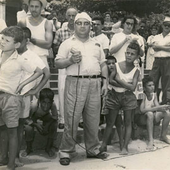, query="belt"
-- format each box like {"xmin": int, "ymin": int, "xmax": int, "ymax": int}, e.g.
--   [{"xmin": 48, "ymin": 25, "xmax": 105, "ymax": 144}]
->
[
  {"xmin": 155, "ymin": 57, "xmax": 170, "ymax": 60},
  {"xmin": 71, "ymin": 75, "xmax": 101, "ymax": 79},
  {"xmin": 0, "ymin": 91, "xmax": 5, "ymax": 94}
]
